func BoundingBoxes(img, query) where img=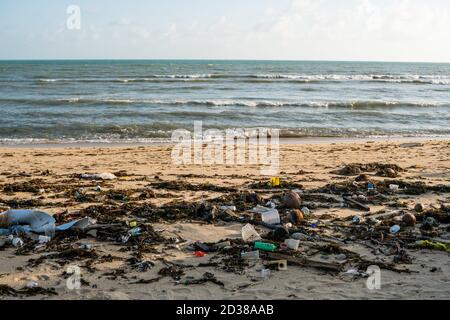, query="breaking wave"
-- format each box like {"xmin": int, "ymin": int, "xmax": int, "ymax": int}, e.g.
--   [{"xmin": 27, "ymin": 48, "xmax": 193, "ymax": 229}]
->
[
  {"xmin": 251, "ymin": 74, "xmax": 450, "ymax": 84},
  {"xmin": 2, "ymin": 61, "xmax": 450, "ymax": 144},
  {"xmin": 16, "ymin": 74, "xmax": 448, "ymax": 85},
  {"xmin": 1, "ymin": 97, "xmax": 447, "ymax": 108},
  {"xmin": 1, "ymin": 126, "xmax": 449, "ymax": 145}
]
